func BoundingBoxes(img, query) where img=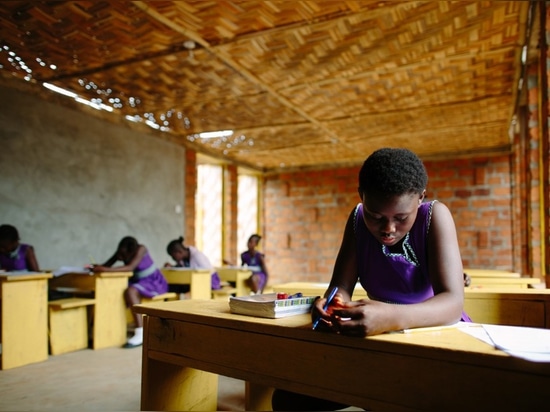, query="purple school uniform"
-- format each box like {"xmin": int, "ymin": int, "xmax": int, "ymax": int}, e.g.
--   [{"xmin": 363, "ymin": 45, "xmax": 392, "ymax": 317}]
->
[
  {"xmin": 241, "ymin": 250, "xmax": 267, "ymax": 291},
  {"xmin": 130, "ymin": 251, "xmax": 168, "ymax": 298},
  {"xmin": 354, "ymin": 201, "xmax": 471, "ymax": 322},
  {"xmin": 0, "ymin": 243, "xmax": 30, "ymax": 271}
]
